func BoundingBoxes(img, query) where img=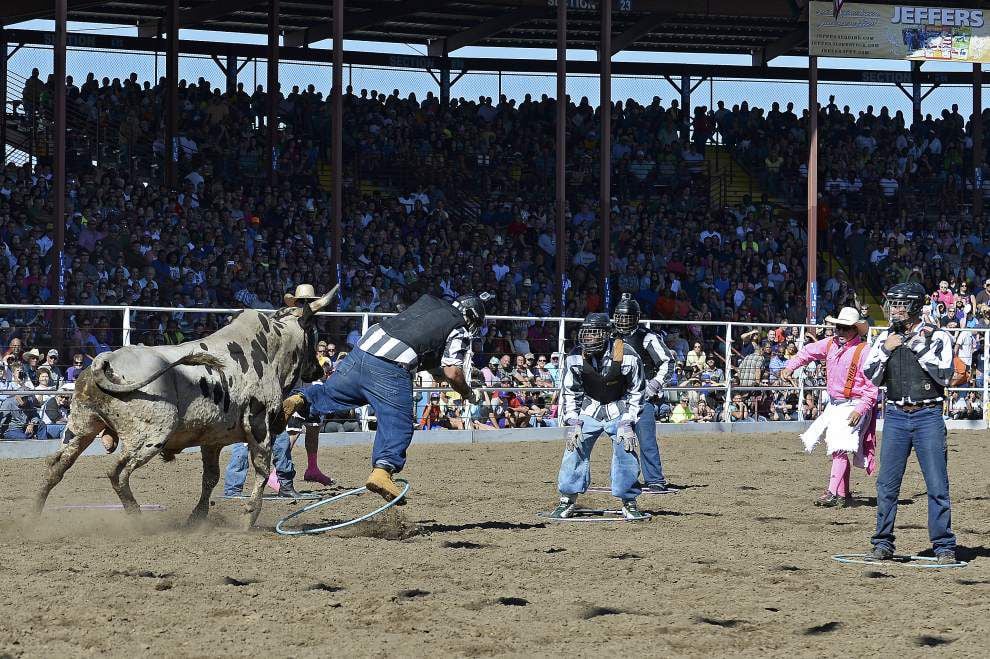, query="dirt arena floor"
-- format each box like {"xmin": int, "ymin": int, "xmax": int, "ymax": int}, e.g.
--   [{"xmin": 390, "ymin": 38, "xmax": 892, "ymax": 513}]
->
[{"xmin": 1, "ymin": 429, "xmax": 989, "ymax": 657}]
